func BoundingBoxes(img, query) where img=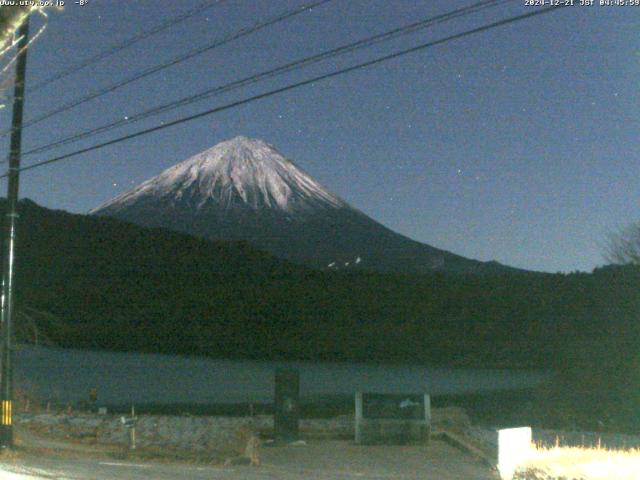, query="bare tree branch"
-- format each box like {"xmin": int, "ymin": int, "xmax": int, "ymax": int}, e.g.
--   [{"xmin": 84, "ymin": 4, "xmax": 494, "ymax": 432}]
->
[{"xmin": 606, "ymin": 224, "xmax": 640, "ymax": 265}]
